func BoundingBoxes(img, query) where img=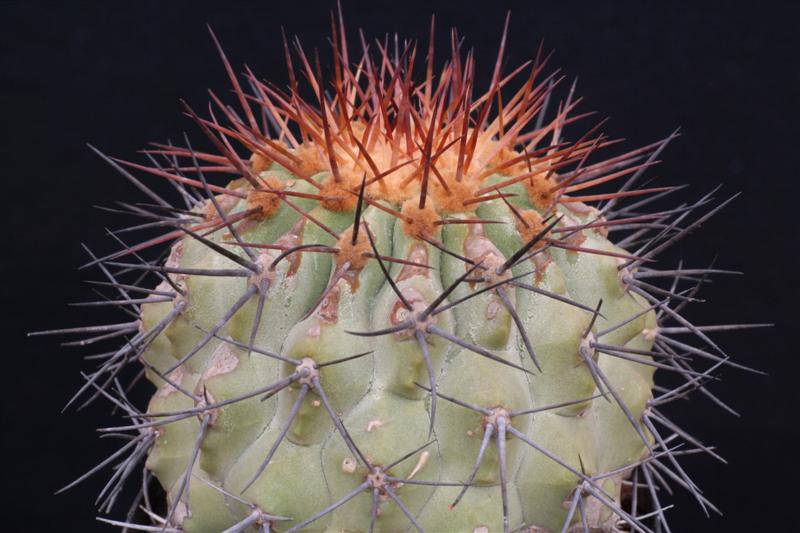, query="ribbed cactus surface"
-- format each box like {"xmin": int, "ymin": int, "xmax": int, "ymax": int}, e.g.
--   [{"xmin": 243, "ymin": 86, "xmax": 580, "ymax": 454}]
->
[
  {"xmin": 138, "ymin": 160, "xmax": 657, "ymax": 532},
  {"xmin": 38, "ymin": 10, "xmax": 760, "ymax": 533}
]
